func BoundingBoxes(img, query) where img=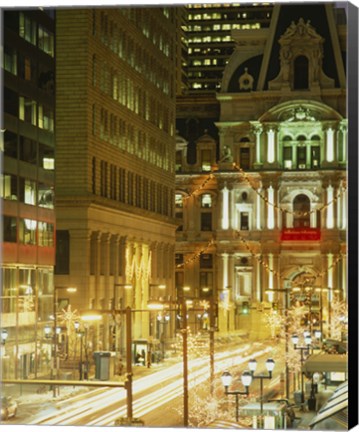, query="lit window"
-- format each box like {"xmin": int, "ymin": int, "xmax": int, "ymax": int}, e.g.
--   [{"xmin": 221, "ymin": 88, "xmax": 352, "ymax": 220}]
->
[
  {"xmin": 175, "ymin": 194, "xmax": 183, "ymax": 208},
  {"xmin": 43, "ymin": 158, "xmax": 55, "ymax": 170},
  {"xmin": 201, "ymin": 194, "xmax": 212, "ymax": 208},
  {"xmin": 20, "ymin": 218, "xmax": 37, "ymax": 244},
  {"xmin": 38, "ymin": 25, "xmax": 54, "ymax": 57}
]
